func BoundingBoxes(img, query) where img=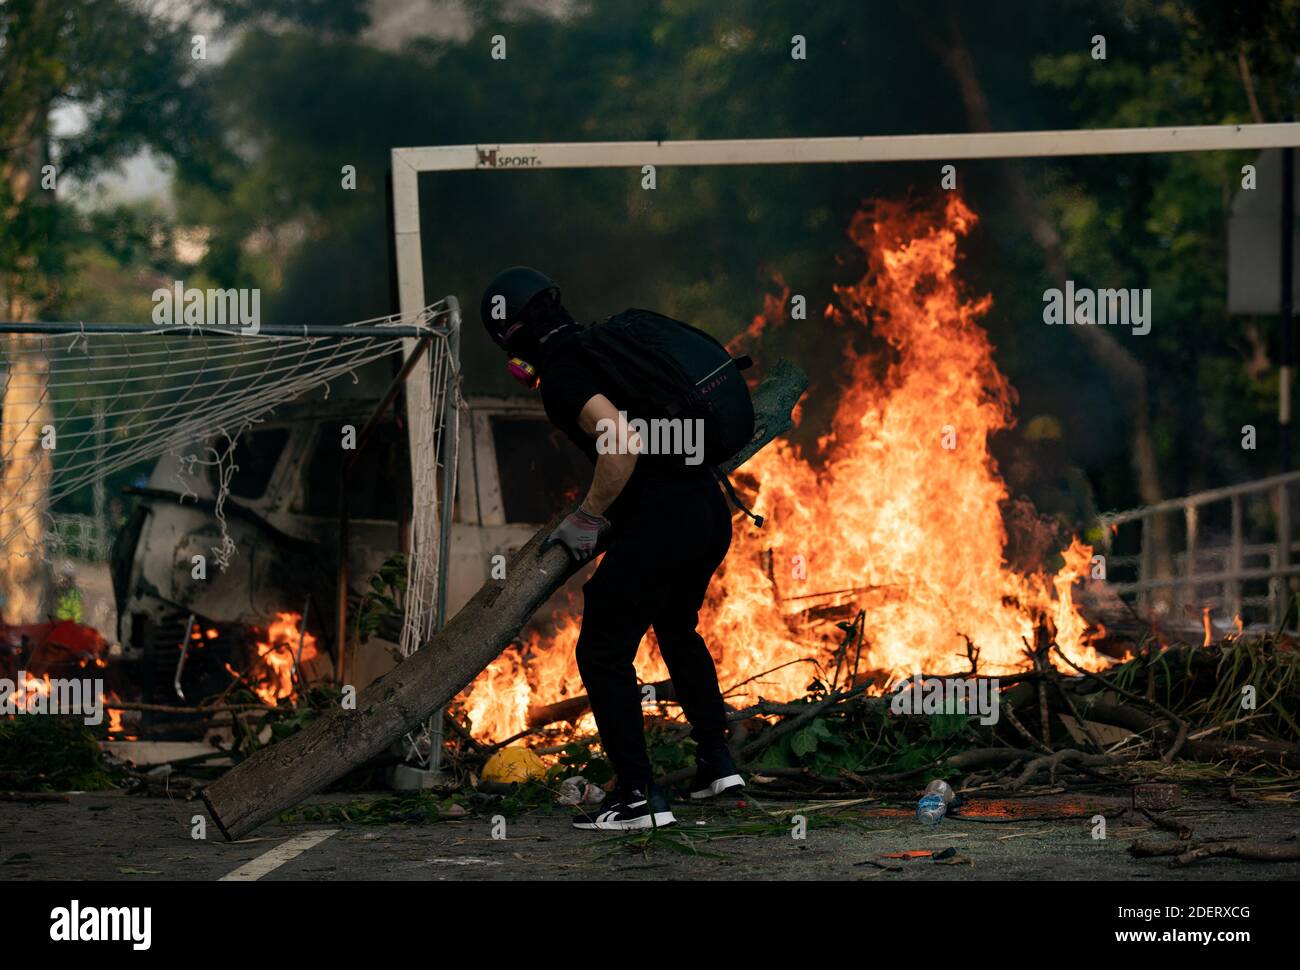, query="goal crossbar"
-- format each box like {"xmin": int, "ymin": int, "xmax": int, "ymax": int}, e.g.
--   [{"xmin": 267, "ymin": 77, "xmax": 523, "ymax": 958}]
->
[
  {"xmin": 390, "ymin": 122, "xmax": 1300, "ymax": 318},
  {"xmin": 392, "ymin": 122, "xmax": 1300, "ymax": 176}
]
